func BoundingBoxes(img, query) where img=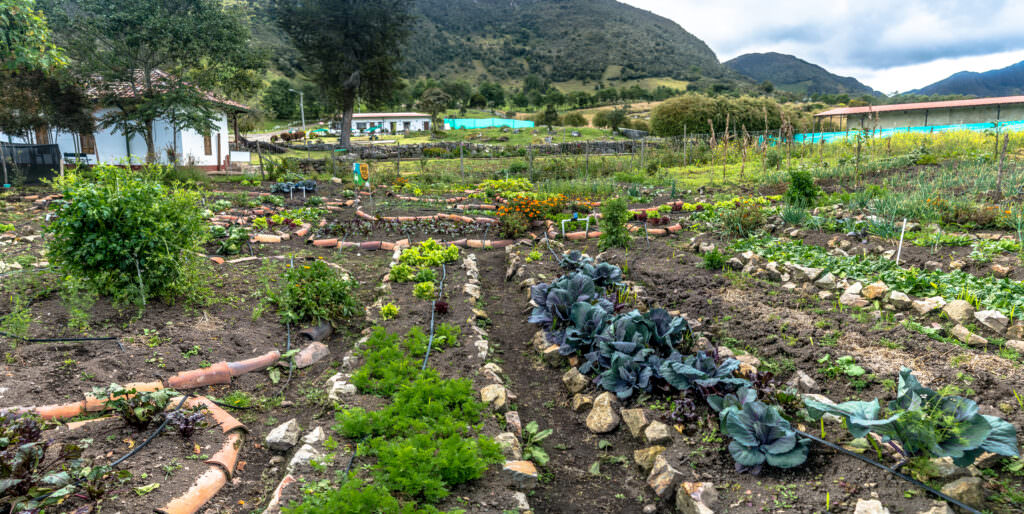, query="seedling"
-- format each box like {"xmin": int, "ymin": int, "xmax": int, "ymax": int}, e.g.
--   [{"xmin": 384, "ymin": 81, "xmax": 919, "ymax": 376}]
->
[{"xmin": 522, "ymin": 421, "xmax": 553, "ymax": 466}]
